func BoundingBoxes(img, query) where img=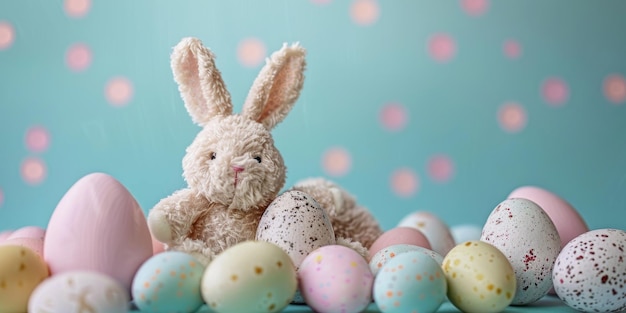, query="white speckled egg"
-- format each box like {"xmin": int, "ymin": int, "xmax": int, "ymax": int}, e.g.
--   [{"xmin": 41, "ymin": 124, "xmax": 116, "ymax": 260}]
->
[
  {"xmin": 443, "ymin": 241, "xmax": 516, "ymax": 313},
  {"xmin": 201, "ymin": 241, "xmax": 297, "ymax": 313},
  {"xmin": 374, "ymin": 250, "xmax": 447, "ymax": 313},
  {"xmin": 256, "ymin": 190, "xmax": 335, "ymax": 270},
  {"xmin": 397, "ymin": 211, "xmax": 456, "ymax": 257},
  {"xmin": 131, "ymin": 251, "xmax": 205, "ymax": 313},
  {"xmin": 298, "ymin": 245, "xmax": 373, "ymax": 313},
  {"xmin": 369, "ymin": 244, "xmax": 443, "ymax": 276},
  {"xmin": 481, "ymin": 198, "xmax": 561, "ymax": 305},
  {"xmin": 552, "ymin": 228, "xmax": 626, "ymax": 313},
  {"xmin": 28, "ymin": 271, "xmax": 128, "ymax": 313}
]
